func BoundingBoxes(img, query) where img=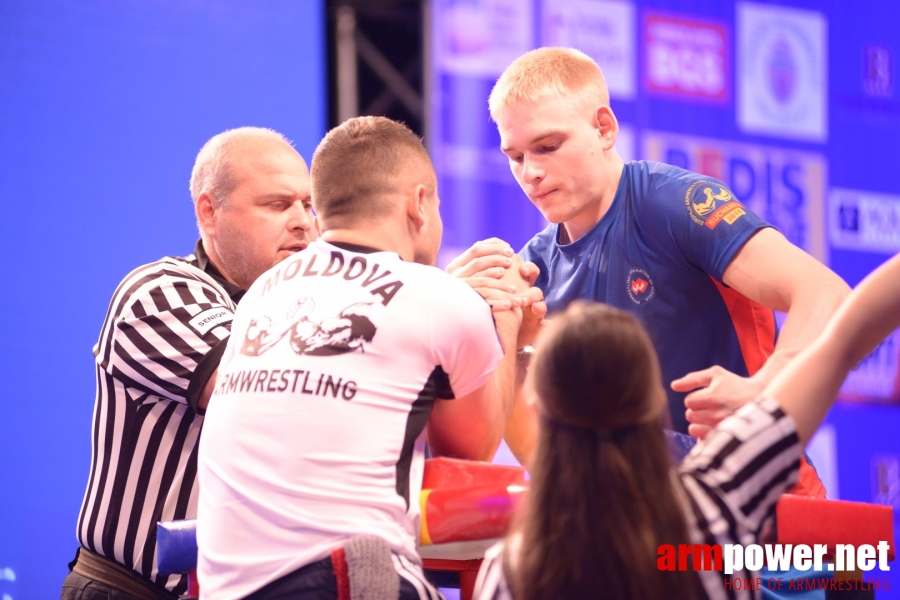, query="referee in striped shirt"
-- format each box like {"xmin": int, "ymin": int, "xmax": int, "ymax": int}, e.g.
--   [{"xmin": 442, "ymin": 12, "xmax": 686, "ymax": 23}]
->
[{"xmin": 61, "ymin": 127, "xmax": 317, "ymax": 599}]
